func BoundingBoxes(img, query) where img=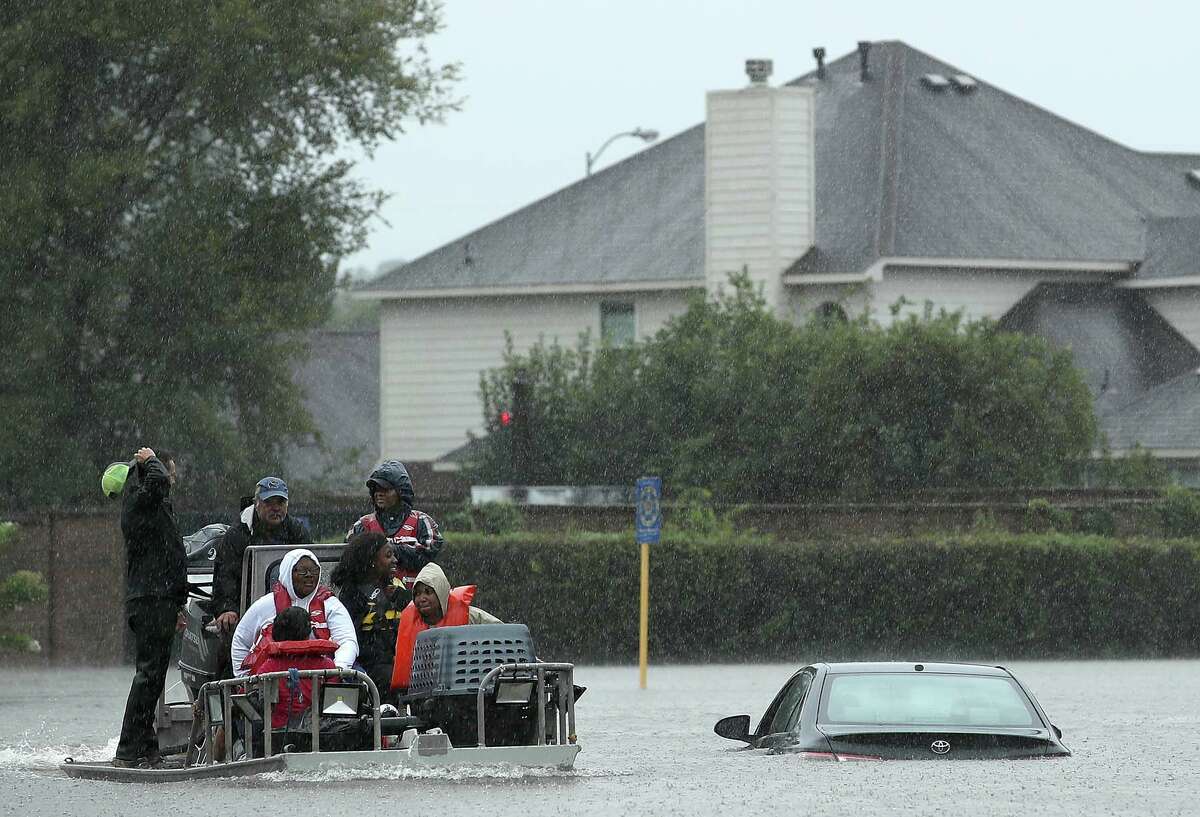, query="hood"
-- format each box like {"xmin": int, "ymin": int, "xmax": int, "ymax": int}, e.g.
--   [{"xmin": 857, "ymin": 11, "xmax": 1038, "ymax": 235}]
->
[
  {"xmin": 412, "ymin": 562, "xmax": 451, "ymax": 617},
  {"xmin": 279, "ymin": 547, "xmax": 321, "ymax": 607},
  {"xmin": 367, "ymin": 460, "xmax": 415, "ymax": 508}
]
